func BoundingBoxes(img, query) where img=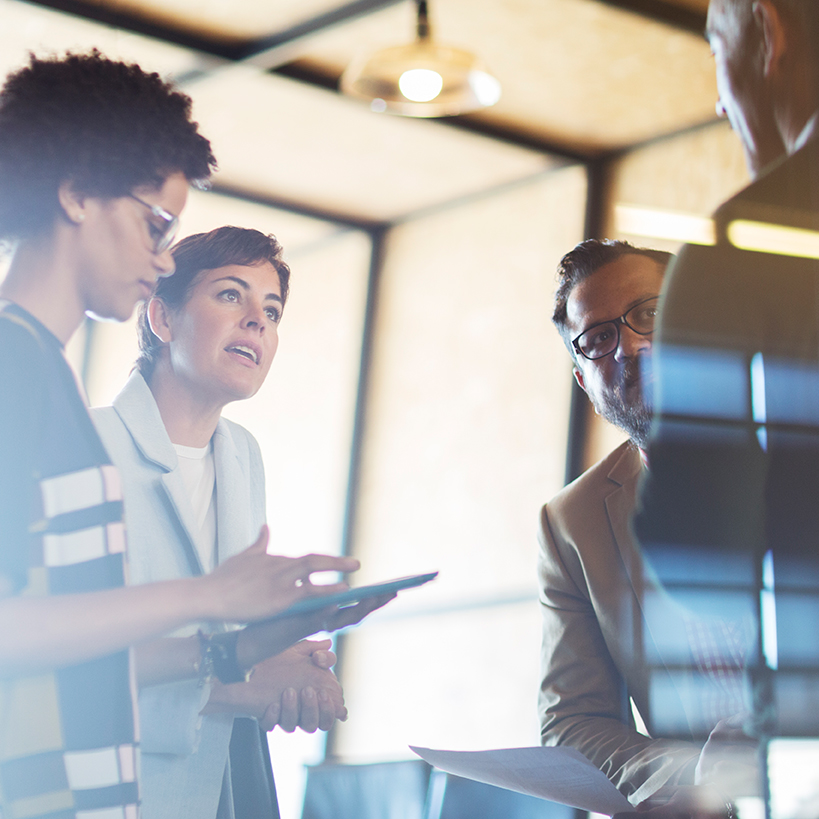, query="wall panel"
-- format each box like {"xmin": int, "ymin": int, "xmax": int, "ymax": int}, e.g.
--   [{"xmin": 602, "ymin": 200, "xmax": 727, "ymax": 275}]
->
[{"xmin": 334, "ymin": 166, "xmax": 587, "ymax": 758}]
